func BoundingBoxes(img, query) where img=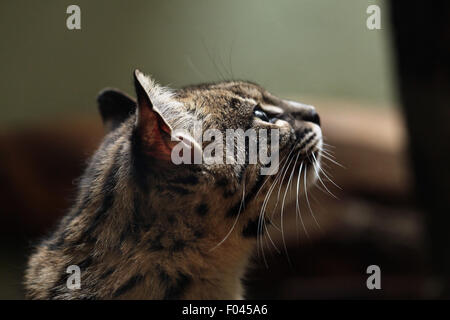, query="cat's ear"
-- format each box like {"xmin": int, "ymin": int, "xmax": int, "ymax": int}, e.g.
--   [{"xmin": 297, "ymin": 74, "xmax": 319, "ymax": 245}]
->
[
  {"xmin": 133, "ymin": 70, "xmax": 203, "ymax": 164},
  {"xmin": 133, "ymin": 69, "xmax": 175, "ymax": 161},
  {"xmin": 97, "ymin": 88, "xmax": 136, "ymax": 132}
]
